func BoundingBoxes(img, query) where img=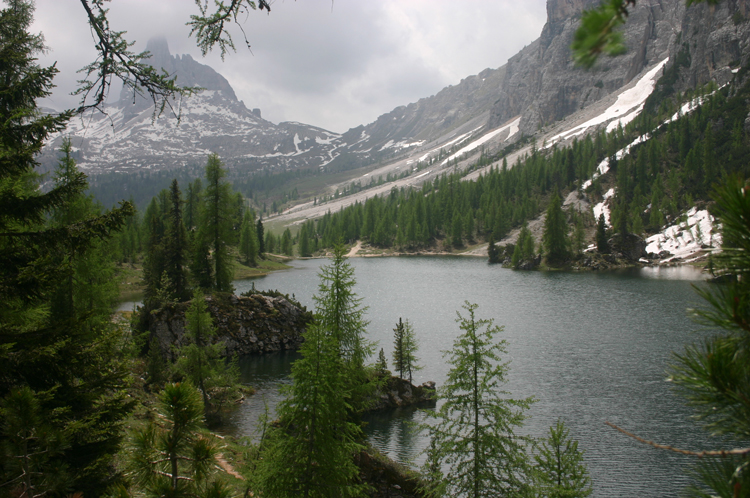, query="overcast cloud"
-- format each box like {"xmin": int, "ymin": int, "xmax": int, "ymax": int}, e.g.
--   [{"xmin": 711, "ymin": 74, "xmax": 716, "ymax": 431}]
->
[{"xmin": 31, "ymin": 0, "xmax": 548, "ymax": 133}]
